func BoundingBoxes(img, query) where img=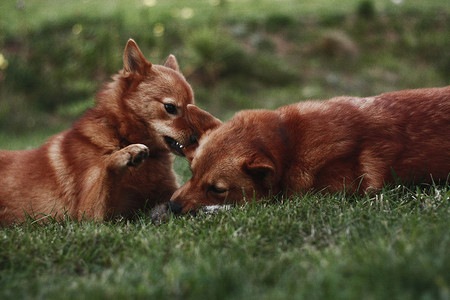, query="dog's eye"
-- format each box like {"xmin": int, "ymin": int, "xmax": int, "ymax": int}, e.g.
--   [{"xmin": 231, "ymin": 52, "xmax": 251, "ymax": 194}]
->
[
  {"xmin": 209, "ymin": 185, "xmax": 227, "ymax": 194},
  {"xmin": 164, "ymin": 103, "xmax": 177, "ymax": 115}
]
